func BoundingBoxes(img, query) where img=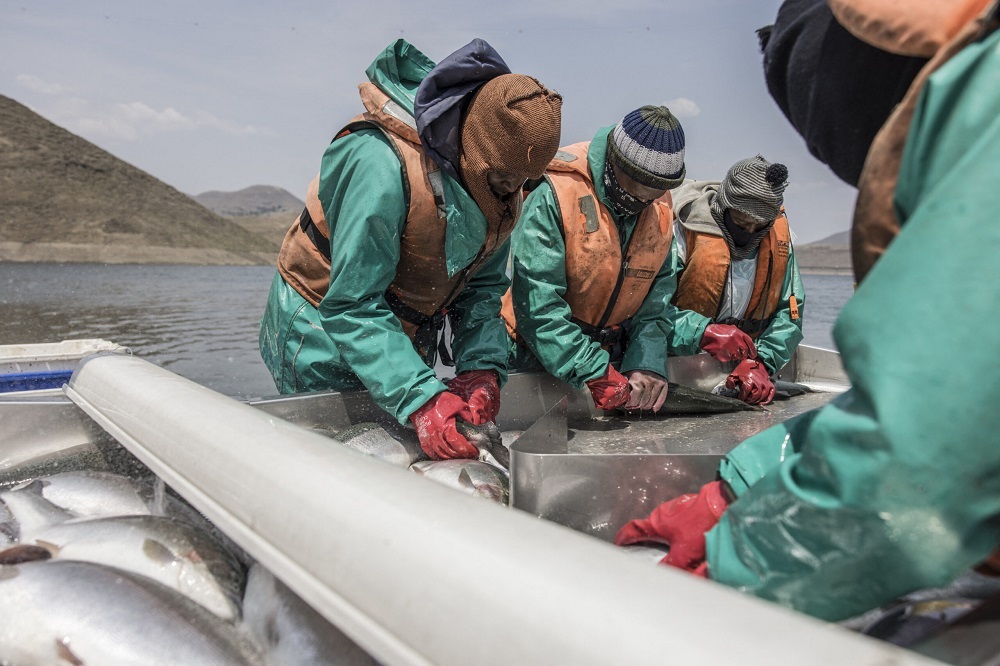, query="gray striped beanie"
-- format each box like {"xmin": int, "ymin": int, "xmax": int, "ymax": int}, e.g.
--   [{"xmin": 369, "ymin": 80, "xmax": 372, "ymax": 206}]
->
[
  {"xmin": 713, "ymin": 155, "xmax": 789, "ymax": 225},
  {"xmin": 607, "ymin": 106, "xmax": 686, "ymax": 190}
]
